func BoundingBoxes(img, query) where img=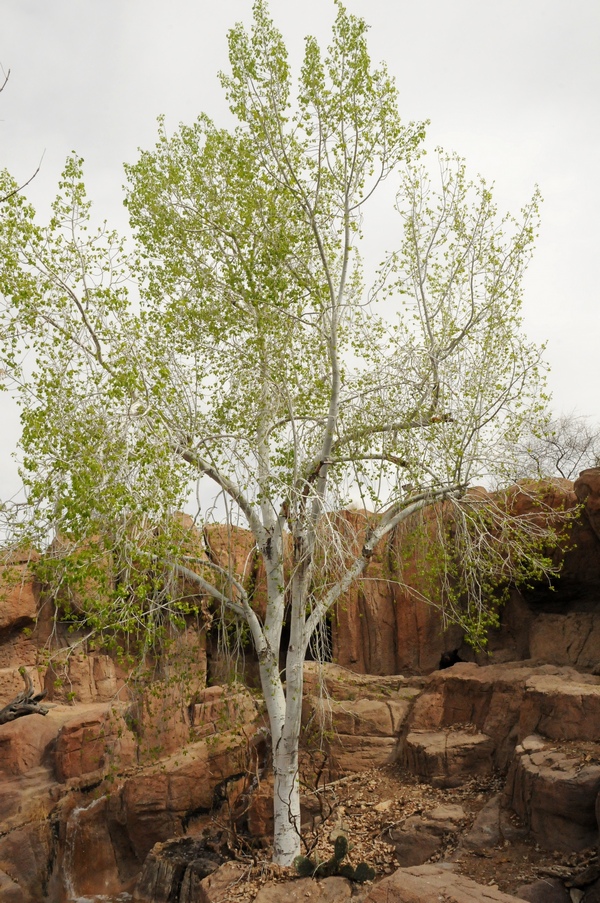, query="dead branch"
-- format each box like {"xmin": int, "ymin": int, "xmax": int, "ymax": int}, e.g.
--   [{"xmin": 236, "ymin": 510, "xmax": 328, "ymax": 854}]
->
[{"xmin": 0, "ymin": 666, "xmax": 49, "ymax": 724}]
